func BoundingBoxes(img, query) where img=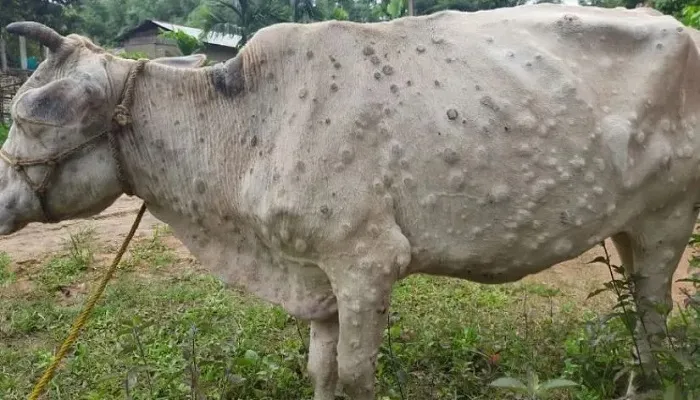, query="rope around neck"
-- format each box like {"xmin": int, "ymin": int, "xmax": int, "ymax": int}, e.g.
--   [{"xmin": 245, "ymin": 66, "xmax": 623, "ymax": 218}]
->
[
  {"xmin": 110, "ymin": 58, "xmax": 148, "ymax": 197},
  {"xmin": 27, "ymin": 203, "xmax": 147, "ymax": 400}
]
